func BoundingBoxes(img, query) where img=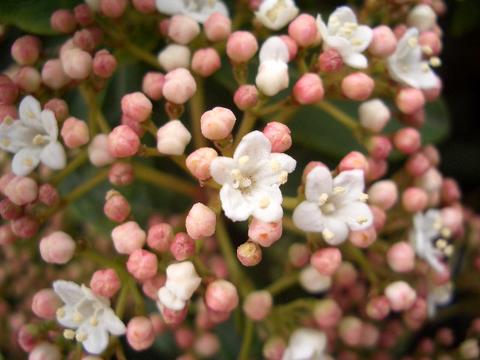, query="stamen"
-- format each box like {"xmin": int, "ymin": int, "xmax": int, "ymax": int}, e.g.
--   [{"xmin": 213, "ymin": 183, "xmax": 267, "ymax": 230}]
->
[
  {"xmin": 26, "ymin": 110, "xmax": 36, "ymax": 119},
  {"xmin": 63, "ymin": 329, "xmax": 75, "ymax": 340},
  {"xmin": 278, "ymin": 171, "xmax": 288, "ymax": 184},
  {"xmin": 75, "ymin": 331, "xmax": 88, "ymax": 342},
  {"xmin": 270, "ymin": 160, "xmax": 281, "ymax": 172},
  {"xmin": 32, "ymin": 134, "xmax": 48, "ymax": 146},
  {"xmin": 72, "ymin": 312, "xmax": 83, "ymax": 323},
  {"xmin": 323, "ymin": 203, "xmax": 336, "ymax": 214},
  {"xmin": 3, "ymin": 116, "xmax": 13, "ymax": 125},
  {"xmin": 259, "ymin": 197, "xmax": 270, "ymax": 209},
  {"xmin": 238, "ymin": 155, "xmax": 250, "ymax": 166},
  {"xmin": 356, "ymin": 216, "xmax": 368, "ymax": 225},
  {"xmin": 408, "ymin": 37, "xmax": 418, "ymax": 48},
  {"xmin": 441, "ymin": 228, "xmax": 452, "ymax": 238},
  {"xmin": 436, "ymin": 238, "xmax": 447, "ymax": 249},
  {"xmin": 421, "ymin": 63, "xmax": 431, "ymax": 72},
  {"xmin": 433, "ymin": 220, "xmax": 442, "ymax": 231},
  {"xmin": 90, "ymin": 317, "xmax": 99, "ymax": 326},
  {"xmin": 56, "ymin": 307, "xmax": 65, "ymax": 318},
  {"xmin": 318, "ymin": 193, "xmax": 329, "ymax": 206},
  {"xmin": 23, "ymin": 157, "xmax": 33, "ymax": 167},
  {"xmin": 444, "ymin": 245, "xmax": 454, "ymax": 256},
  {"xmin": 322, "ymin": 228, "xmax": 334, "ymax": 241},
  {"xmin": 422, "ymin": 45, "xmax": 433, "ymax": 55},
  {"xmin": 333, "ymin": 186, "xmax": 345, "ymax": 195},
  {"xmin": 429, "ymin": 57, "xmax": 441, "ymax": 67},
  {"xmin": 359, "ymin": 193, "xmax": 369, "ymax": 202},
  {"xmin": 351, "ymin": 38, "xmax": 363, "ymax": 46}
]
